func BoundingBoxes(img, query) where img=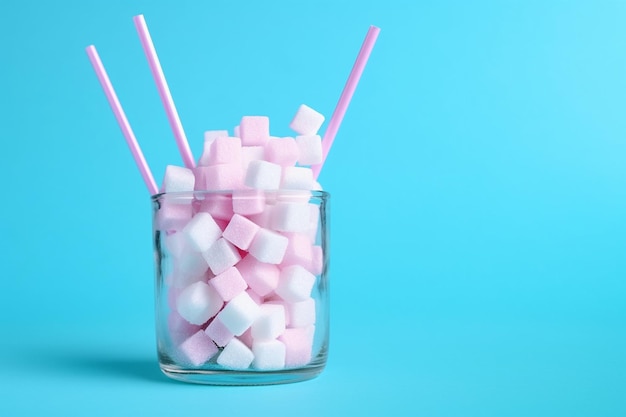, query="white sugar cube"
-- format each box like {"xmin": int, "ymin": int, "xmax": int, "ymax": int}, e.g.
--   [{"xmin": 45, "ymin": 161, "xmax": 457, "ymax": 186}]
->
[
  {"xmin": 182, "ymin": 212, "xmax": 222, "ymax": 252},
  {"xmin": 288, "ymin": 298, "xmax": 316, "ymax": 327},
  {"xmin": 170, "ymin": 250, "xmax": 209, "ymax": 288},
  {"xmin": 241, "ymin": 145, "xmax": 265, "ymax": 172},
  {"xmin": 281, "ymin": 166, "xmax": 314, "ymax": 190},
  {"xmin": 270, "ymin": 202, "xmax": 312, "ymax": 232},
  {"xmin": 248, "ymin": 228, "xmax": 288, "ymax": 264},
  {"xmin": 251, "ymin": 304, "xmax": 286, "ymax": 341},
  {"xmin": 177, "ymin": 281, "xmax": 224, "ymax": 325},
  {"xmin": 162, "ymin": 165, "xmax": 195, "ymax": 193},
  {"xmin": 295, "ymin": 135, "xmax": 323, "ymax": 165},
  {"xmin": 217, "ymin": 291, "xmax": 261, "ymax": 336},
  {"xmin": 237, "ymin": 255, "xmax": 280, "ymax": 296},
  {"xmin": 245, "ymin": 160, "xmax": 282, "ymax": 190},
  {"xmin": 202, "ymin": 238, "xmax": 242, "ymax": 275},
  {"xmin": 252, "ymin": 339, "xmax": 286, "ymax": 370},
  {"xmin": 217, "ymin": 338, "xmax": 254, "ymax": 369},
  {"xmin": 205, "ymin": 130, "xmax": 229, "ymax": 142},
  {"xmin": 289, "ymin": 104, "xmax": 325, "ymax": 135}
]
